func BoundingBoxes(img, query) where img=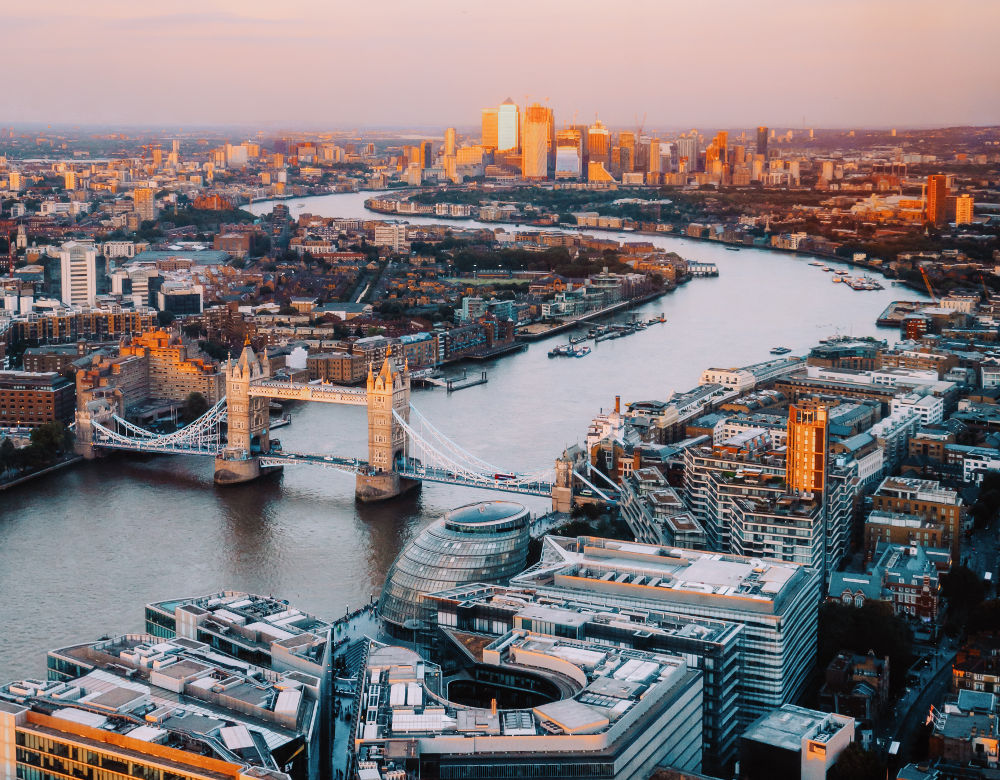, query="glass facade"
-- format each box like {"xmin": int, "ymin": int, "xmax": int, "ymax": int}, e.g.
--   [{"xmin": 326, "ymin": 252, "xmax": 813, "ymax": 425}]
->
[{"xmin": 378, "ymin": 502, "xmax": 530, "ymax": 634}]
